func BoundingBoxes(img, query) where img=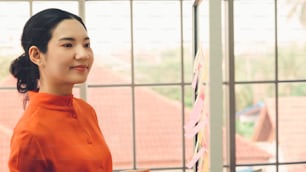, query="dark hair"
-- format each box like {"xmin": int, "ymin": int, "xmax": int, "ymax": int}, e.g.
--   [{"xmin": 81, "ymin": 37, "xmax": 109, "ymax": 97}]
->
[{"xmin": 9, "ymin": 8, "xmax": 86, "ymax": 93}]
